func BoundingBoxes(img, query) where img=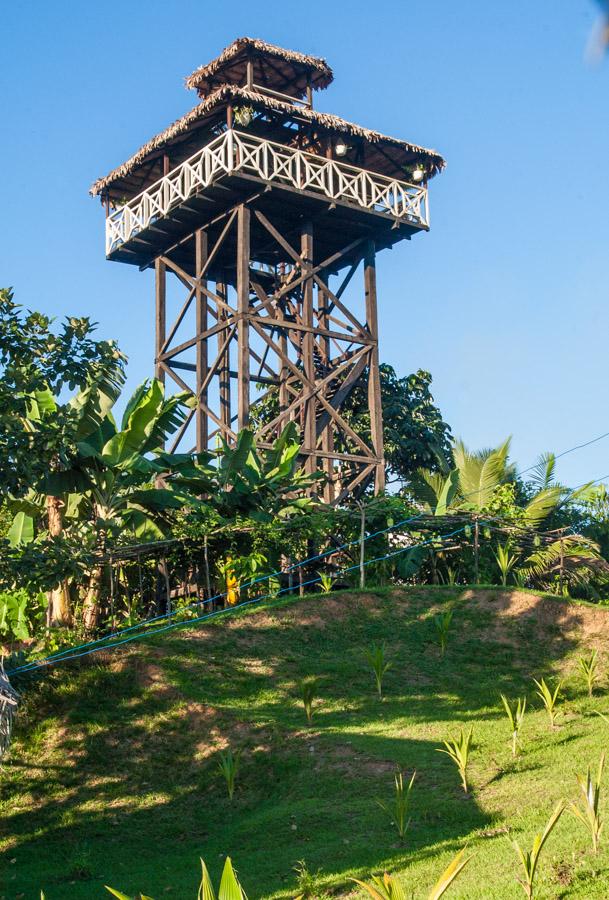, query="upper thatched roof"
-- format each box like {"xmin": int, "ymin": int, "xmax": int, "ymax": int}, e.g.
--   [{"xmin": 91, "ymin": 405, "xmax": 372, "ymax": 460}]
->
[
  {"xmin": 185, "ymin": 37, "xmax": 333, "ymax": 99},
  {"xmin": 90, "ymin": 84, "xmax": 445, "ymax": 197}
]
